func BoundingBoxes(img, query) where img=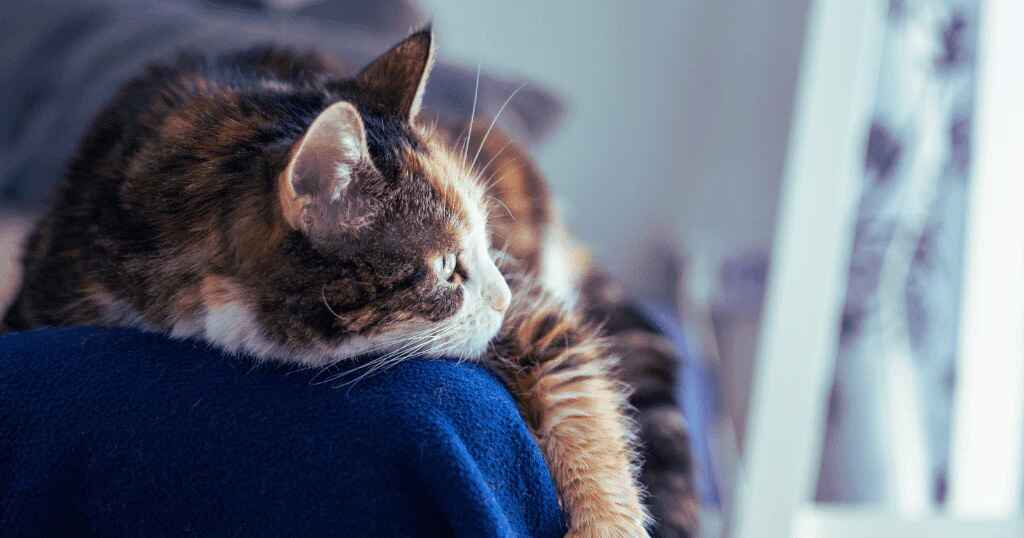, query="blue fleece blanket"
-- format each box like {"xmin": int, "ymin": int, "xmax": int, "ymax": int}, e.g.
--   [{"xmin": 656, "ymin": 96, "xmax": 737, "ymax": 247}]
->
[{"xmin": 0, "ymin": 327, "xmax": 567, "ymax": 537}]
